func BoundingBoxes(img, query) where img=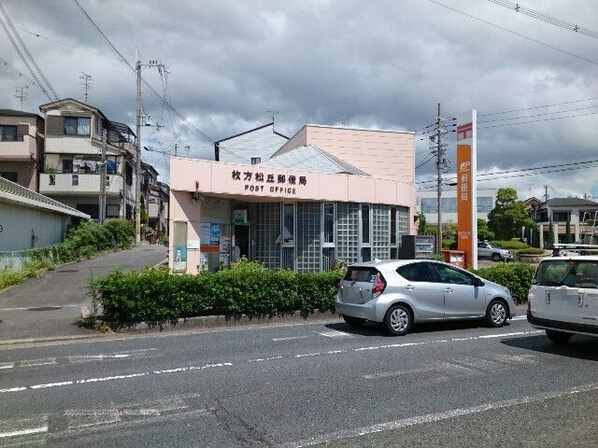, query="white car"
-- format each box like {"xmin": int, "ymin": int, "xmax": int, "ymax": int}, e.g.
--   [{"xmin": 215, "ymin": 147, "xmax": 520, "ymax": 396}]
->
[
  {"xmin": 336, "ymin": 259, "xmax": 516, "ymax": 336},
  {"xmin": 527, "ymin": 255, "xmax": 598, "ymax": 343}
]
